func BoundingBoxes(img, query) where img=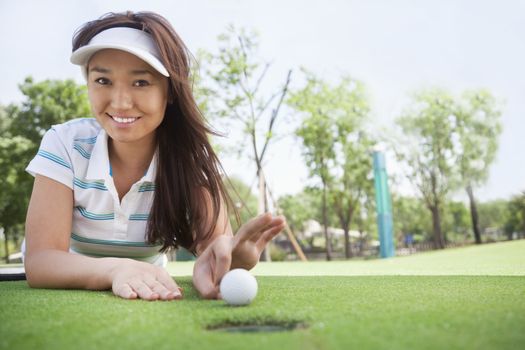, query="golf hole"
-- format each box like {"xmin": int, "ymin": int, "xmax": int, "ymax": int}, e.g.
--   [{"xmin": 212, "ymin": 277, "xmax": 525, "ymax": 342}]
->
[{"xmin": 207, "ymin": 320, "xmax": 308, "ymax": 333}]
